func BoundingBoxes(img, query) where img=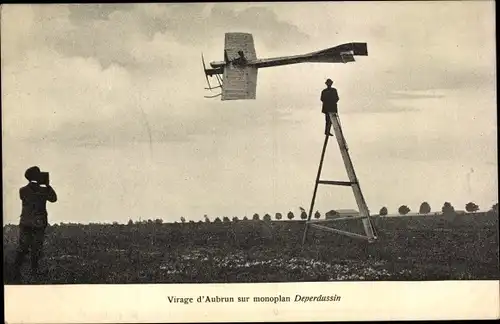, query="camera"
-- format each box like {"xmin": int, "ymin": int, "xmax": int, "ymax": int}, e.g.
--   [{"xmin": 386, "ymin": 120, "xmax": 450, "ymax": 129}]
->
[{"xmin": 38, "ymin": 171, "xmax": 50, "ymax": 185}]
